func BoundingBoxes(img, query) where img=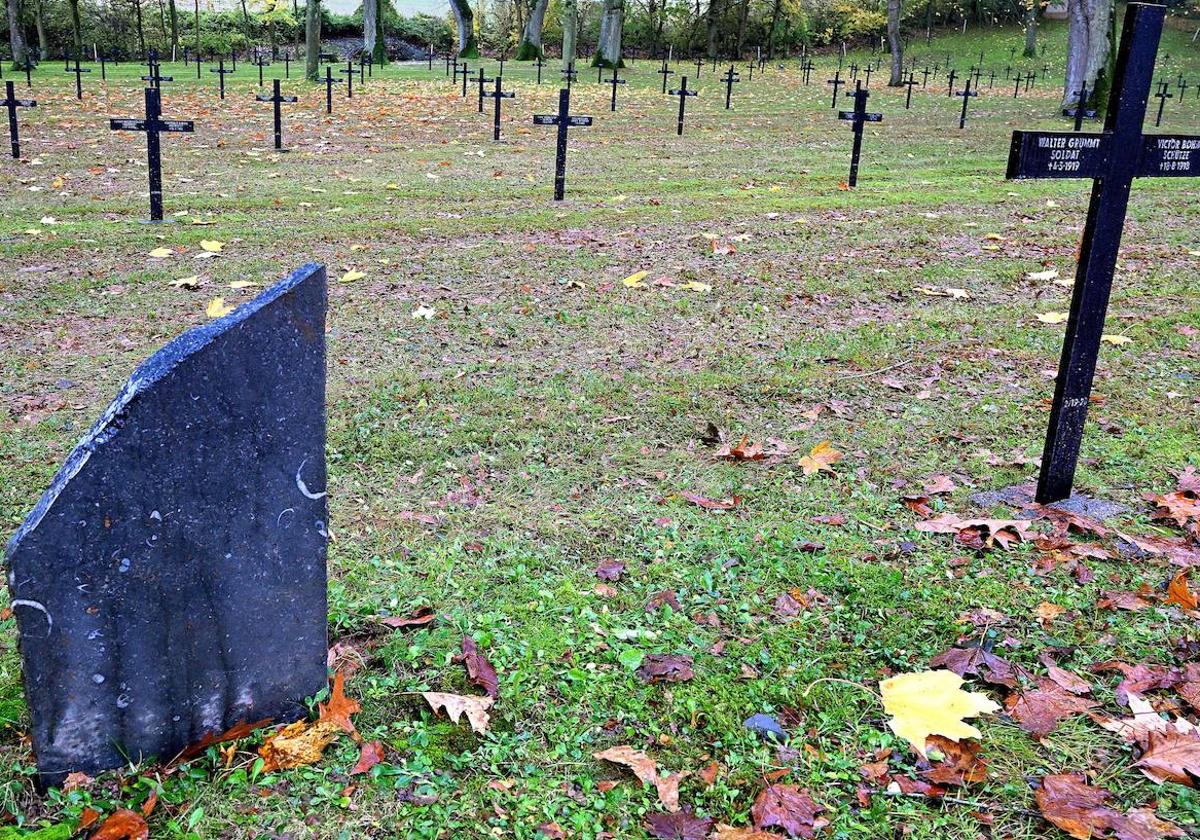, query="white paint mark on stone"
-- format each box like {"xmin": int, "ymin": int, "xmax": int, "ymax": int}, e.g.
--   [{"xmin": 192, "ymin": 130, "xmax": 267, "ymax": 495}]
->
[{"xmin": 10, "ymin": 599, "xmax": 53, "ymax": 636}]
